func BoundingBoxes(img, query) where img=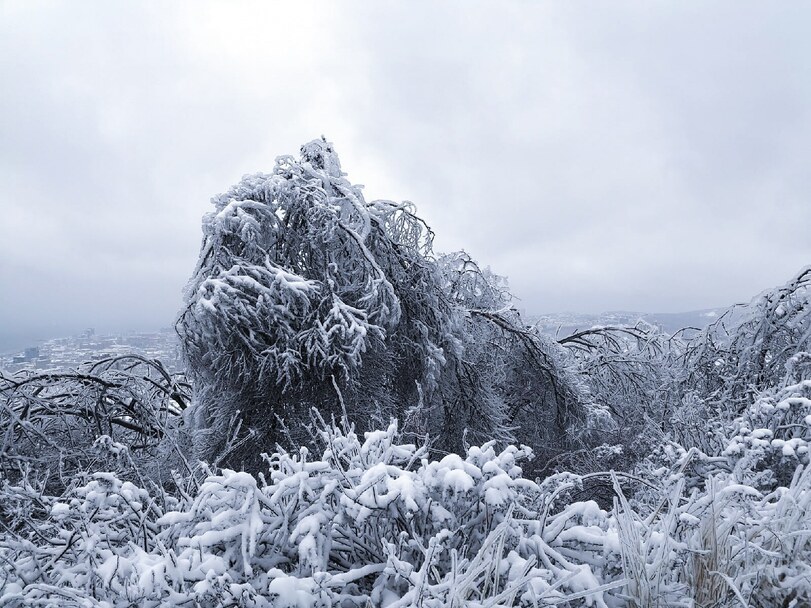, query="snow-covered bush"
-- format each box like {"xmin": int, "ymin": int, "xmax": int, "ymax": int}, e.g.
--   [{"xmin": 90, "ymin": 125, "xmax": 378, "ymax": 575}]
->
[
  {"xmin": 0, "ymin": 419, "xmax": 629, "ymax": 607},
  {"xmin": 612, "ymin": 341, "xmax": 811, "ymax": 605},
  {"xmin": 2, "ymin": 411, "xmax": 810, "ymax": 607},
  {"xmin": 0, "ymin": 470, "xmax": 170, "ymax": 606},
  {"xmin": 154, "ymin": 419, "xmax": 628, "ymax": 606},
  {"xmin": 607, "ymin": 465, "xmax": 811, "ymax": 607},
  {"xmin": 647, "ymin": 350, "xmax": 811, "ymax": 493},
  {"xmin": 722, "ymin": 375, "xmax": 811, "ymax": 490},
  {"xmin": 0, "ymin": 355, "xmax": 190, "ymax": 493}
]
